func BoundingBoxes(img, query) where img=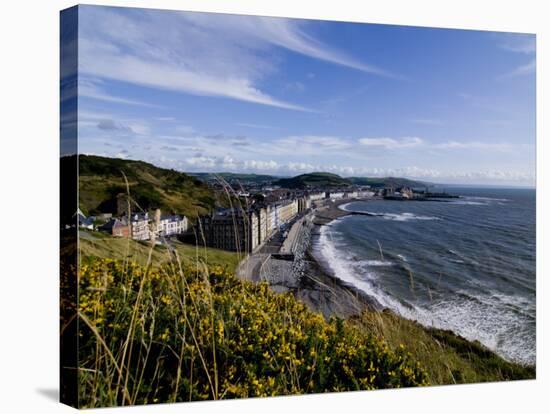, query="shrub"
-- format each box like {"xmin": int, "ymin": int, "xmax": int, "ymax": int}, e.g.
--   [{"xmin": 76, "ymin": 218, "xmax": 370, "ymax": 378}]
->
[{"xmin": 77, "ymin": 258, "xmax": 428, "ymax": 407}]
